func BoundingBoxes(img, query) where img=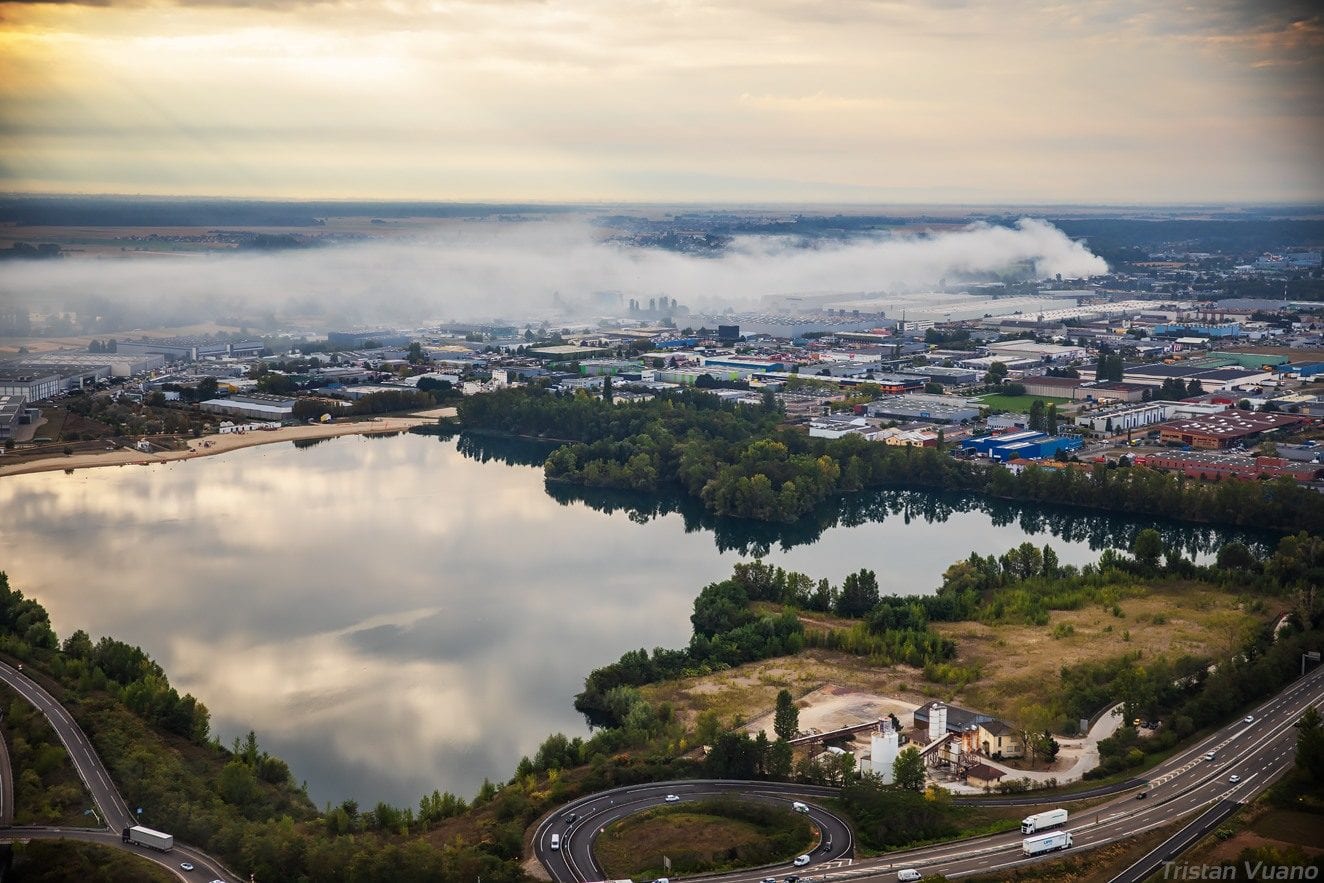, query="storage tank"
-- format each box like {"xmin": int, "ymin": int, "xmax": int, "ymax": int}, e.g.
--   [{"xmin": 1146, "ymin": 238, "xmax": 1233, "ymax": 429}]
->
[
  {"xmin": 928, "ymin": 703, "xmax": 948, "ymax": 742},
  {"xmin": 870, "ymin": 721, "xmax": 899, "ymax": 783}
]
